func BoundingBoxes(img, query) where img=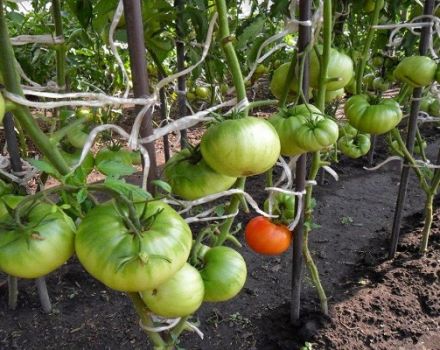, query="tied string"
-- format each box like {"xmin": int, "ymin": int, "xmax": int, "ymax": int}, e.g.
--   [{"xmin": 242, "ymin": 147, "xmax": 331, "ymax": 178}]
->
[{"xmin": 0, "ymin": 155, "xmax": 40, "ymax": 192}]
